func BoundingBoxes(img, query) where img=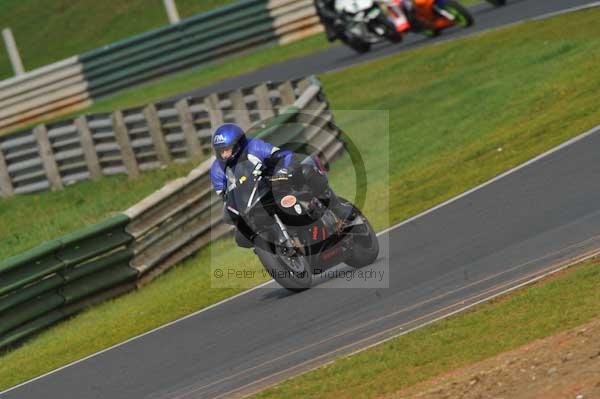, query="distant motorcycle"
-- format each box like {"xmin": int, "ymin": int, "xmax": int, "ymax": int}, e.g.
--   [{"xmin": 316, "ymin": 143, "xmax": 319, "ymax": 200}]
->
[
  {"xmin": 333, "ymin": 0, "xmax": 474, "ymax": 53},
  {"xmin": 334, "ymin": 0, "xmax": 408, "ymax": 53},
  {"xmin": 224, "ymin": 155, "xmax": 379, "ymax": 291},
  {"xmin": 395, "ymin": 0, "xmax": 474, "ymax": 38}
]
